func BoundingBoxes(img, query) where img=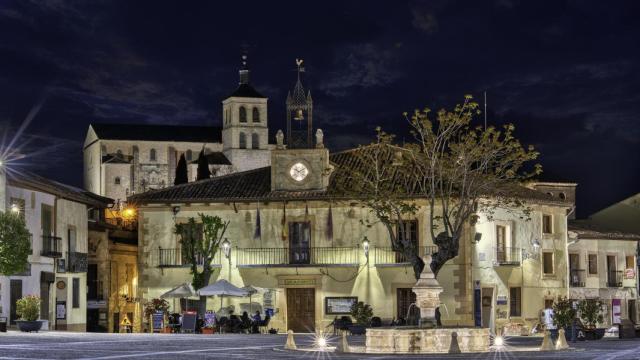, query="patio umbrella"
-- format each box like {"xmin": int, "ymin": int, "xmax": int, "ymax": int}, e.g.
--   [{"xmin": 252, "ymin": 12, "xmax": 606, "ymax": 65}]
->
[
  {"xmin": 242, "ymin": 285, "xmax": 269, "ymax": 313},
  {"xmin": 160, "ymin": 283, "xmax": 198, "ymax": 312},
  {"xmin": 198, "ymin": 279, "xmax": 249, "ymax": 309}
]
